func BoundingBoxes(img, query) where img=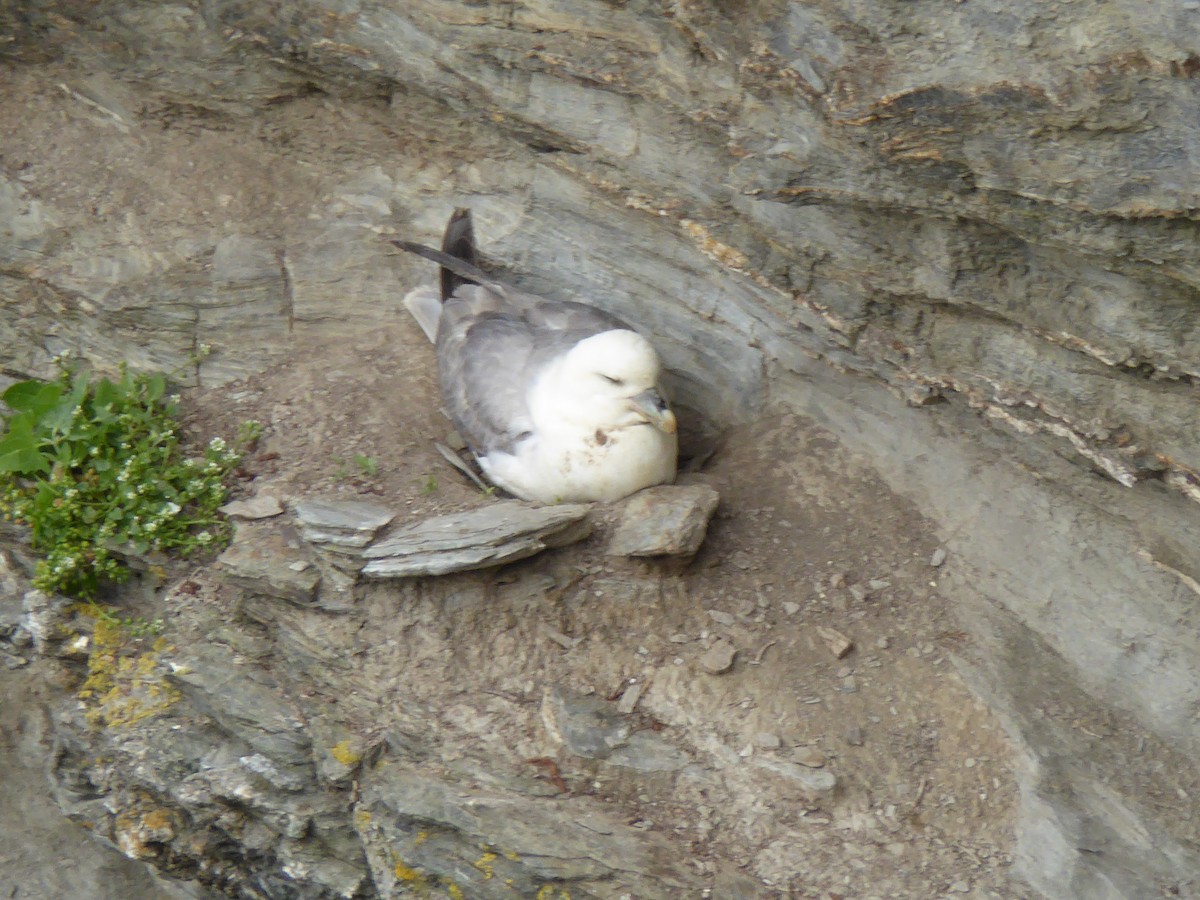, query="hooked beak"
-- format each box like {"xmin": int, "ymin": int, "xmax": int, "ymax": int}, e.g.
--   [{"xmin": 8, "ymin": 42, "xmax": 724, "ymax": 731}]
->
[{"xmin": 630, "ymin": 389, "xmax": 677, "ymax": 434}]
